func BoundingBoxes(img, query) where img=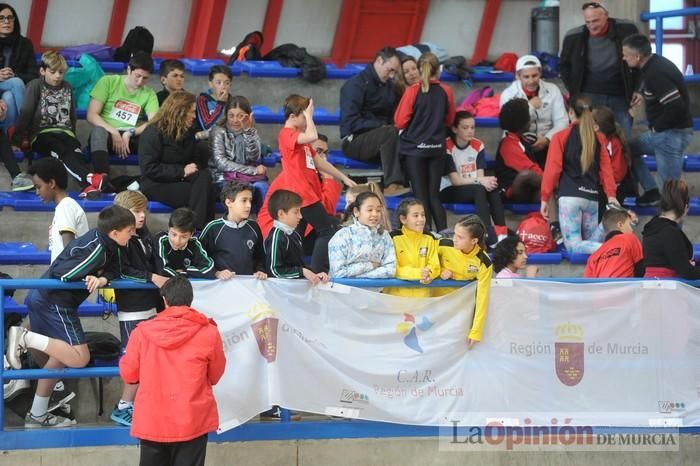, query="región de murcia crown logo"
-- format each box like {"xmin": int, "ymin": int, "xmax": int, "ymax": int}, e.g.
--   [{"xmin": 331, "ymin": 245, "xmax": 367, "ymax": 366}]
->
[
  {"xmin": 247, "ymin": 302, "xmax": 278, "ymax": 363},
  {"xmin": 555, "ymin": 322, "xmax": 584, "ymax": 386}
]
